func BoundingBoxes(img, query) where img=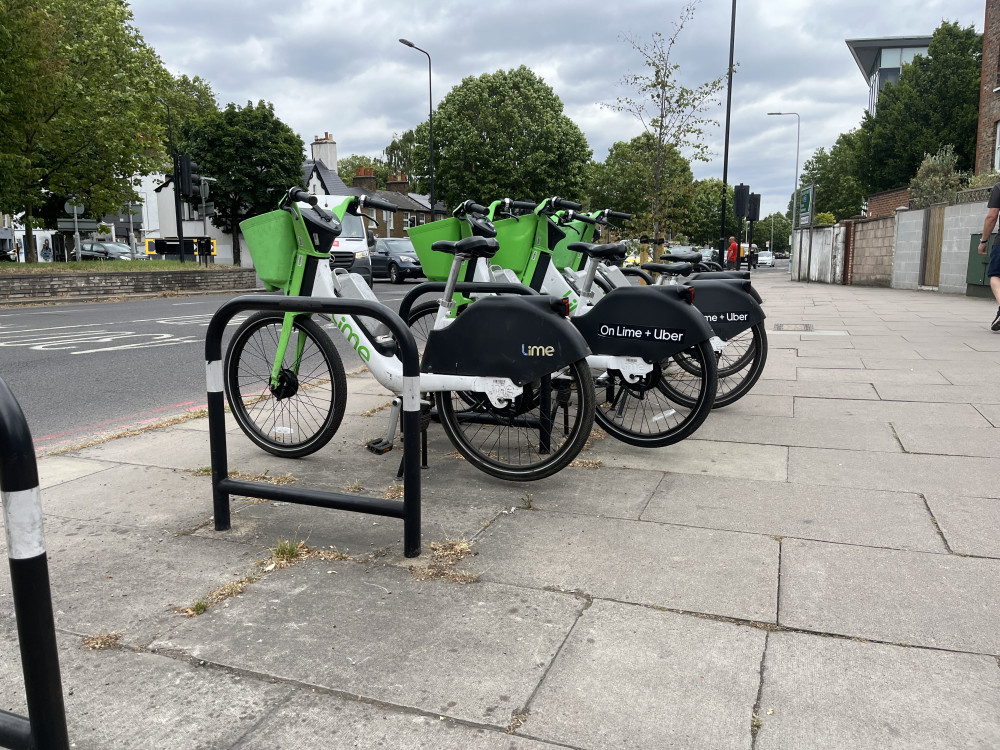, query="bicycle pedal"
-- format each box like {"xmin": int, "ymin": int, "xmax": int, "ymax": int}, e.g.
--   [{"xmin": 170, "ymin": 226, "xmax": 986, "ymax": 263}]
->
[{"xmin": 366, "ymin": 438, "xmax": 394, "ymax": 455}]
